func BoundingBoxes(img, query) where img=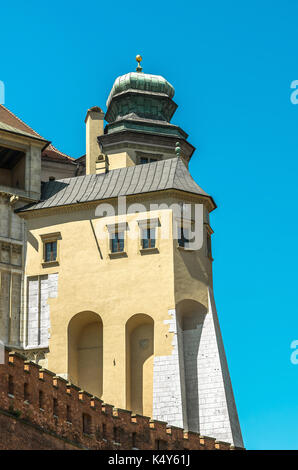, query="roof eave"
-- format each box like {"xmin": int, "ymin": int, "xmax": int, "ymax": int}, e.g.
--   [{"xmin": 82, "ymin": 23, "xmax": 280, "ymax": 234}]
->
[{"xmin": 16, "ymin": 188, "xmax": 216, "ymax": 216}]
